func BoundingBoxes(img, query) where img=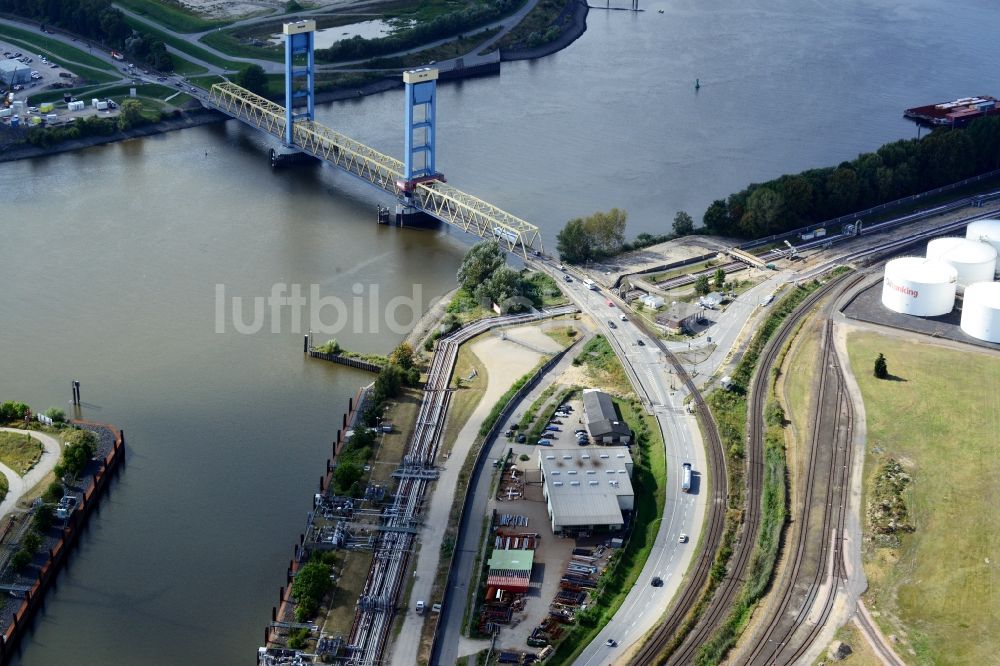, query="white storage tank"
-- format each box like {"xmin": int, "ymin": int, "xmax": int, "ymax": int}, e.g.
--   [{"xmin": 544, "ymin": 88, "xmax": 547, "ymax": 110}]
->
[
  {"xmin": 926, "ymin": 237, "xmax": 997, "ymax": 292},
  {"xmin": 966, "ymin": 219, "xmax": 1000, "ymax": 277},
  {"xmin": 960, "ymin": 281, "xmax": 1000, "ymax": 343},
  {"xmin": 881, "ymin": 257, "xmax": 957, "ymax": 316}
]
